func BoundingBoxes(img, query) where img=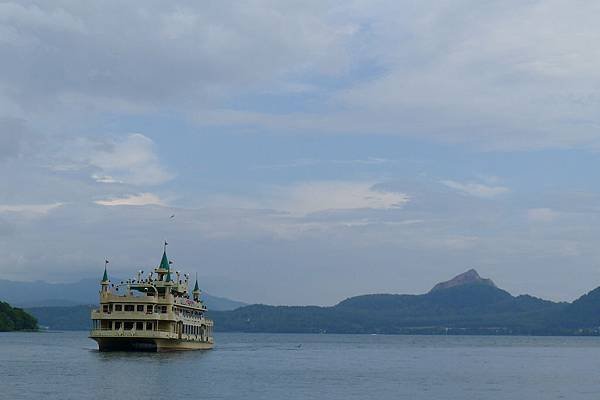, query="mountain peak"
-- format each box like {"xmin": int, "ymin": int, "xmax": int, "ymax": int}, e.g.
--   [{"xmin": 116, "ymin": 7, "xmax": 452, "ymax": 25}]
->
[{"xmin": 429, "ymin": 269, "xmax": 497, "ymax": 292}]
